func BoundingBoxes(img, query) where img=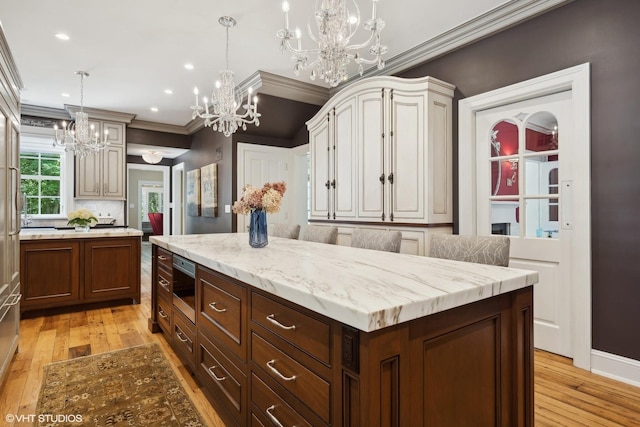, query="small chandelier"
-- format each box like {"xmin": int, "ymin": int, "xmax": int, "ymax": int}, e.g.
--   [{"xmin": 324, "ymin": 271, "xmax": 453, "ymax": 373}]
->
[
  {"xmin": 53, "ymin": 71, "xmax": 109, "ymax": 157},
  {"xmin": 277, "ymin": 0, "xmax": 387, "ymax": 87},
  {"xmin": 191, "ymin": 16, "xmax": 260, "ymax": 137},
  {"xmin": 142, "ymin": 151, "xmax": 163, "ymax": 164}
]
